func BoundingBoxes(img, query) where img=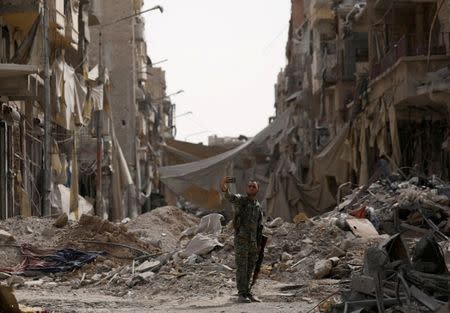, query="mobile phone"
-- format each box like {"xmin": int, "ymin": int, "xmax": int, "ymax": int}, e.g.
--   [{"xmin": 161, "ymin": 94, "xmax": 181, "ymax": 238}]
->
[{"xmin": 227, "ymin": 177, "xmax": 236, "ymax": 183}]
